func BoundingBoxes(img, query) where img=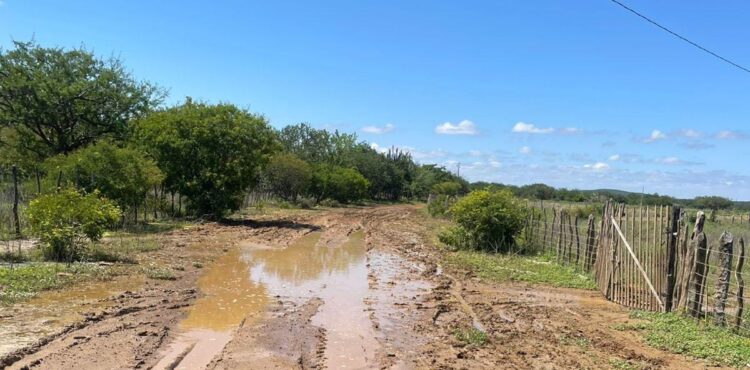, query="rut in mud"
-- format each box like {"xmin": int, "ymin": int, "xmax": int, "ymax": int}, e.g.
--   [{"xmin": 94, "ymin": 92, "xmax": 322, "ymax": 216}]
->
[{"xmin": 3, "ymin": 205, "xmax": 721, "ymax": 369}]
